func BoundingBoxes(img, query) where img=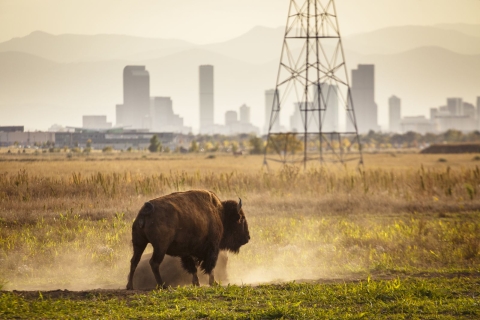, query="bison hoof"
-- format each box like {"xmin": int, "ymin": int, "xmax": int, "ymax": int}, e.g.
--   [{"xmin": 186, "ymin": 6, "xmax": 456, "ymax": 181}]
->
[{"xmin": 155, "ymin": 284, "xmax": 168, "ymax": 290}]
